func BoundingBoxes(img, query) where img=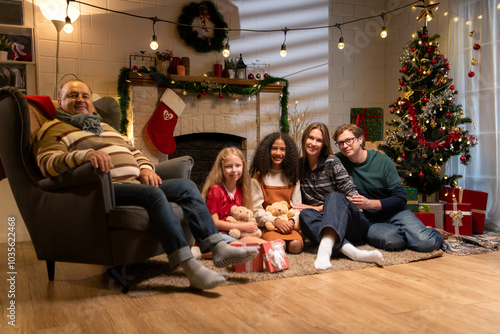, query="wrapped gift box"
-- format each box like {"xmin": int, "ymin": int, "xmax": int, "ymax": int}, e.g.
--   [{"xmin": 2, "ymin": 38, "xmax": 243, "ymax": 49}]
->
[
  {"xmin": 404, "ymin": 186, "xmax": 419, "ymax": 212},
  {"xmin": 444, "ymin": 202, "xmax": 472, "ymax": 236},
  {"xmin": 260, "ymin": 240, "xmax": 289, "ymax": 273},
  {"xmin": 232, "ymin": 243, "xmax": 263, "ymax": 273},
  {"xmin": 414, "ymin": 212, "xmax": 435, "ymax": 228},
  {"xmin": 439, "ymin": 186, "xmax": 488, "ymax": 234},
  {"xmin": 421, "ymin": 202, "xmax": 446, "ymax": 230},
  {"xmin": 350, "ymin": 107, "xmax": 383, "ymax": 141}
]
